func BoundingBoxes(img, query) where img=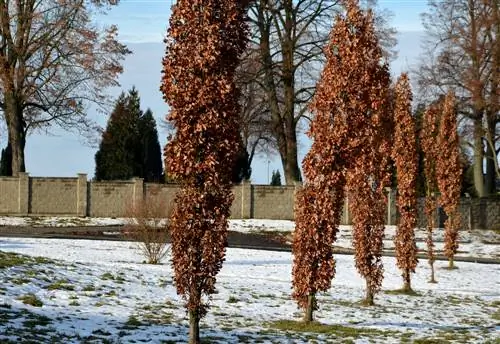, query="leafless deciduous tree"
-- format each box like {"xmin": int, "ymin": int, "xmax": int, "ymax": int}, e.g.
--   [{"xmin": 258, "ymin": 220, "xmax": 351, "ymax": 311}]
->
[
  {"xmin": 160, "ymin": 1, "xmax": 248, "ymax": 343},
  {"xmin": 417, "ymin": 0, "xmax": 499, "ymax": 196},
  {"xmin": 238, "ymin": 0, "xmax": 397, "ymax": 185},
  {"xmin": 392, "ymin": 73, "xmax": 418, "ymax": 292},
  {"xmin": 0, "ymin": 0, "xmax": 130, "ymax": 175}
]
